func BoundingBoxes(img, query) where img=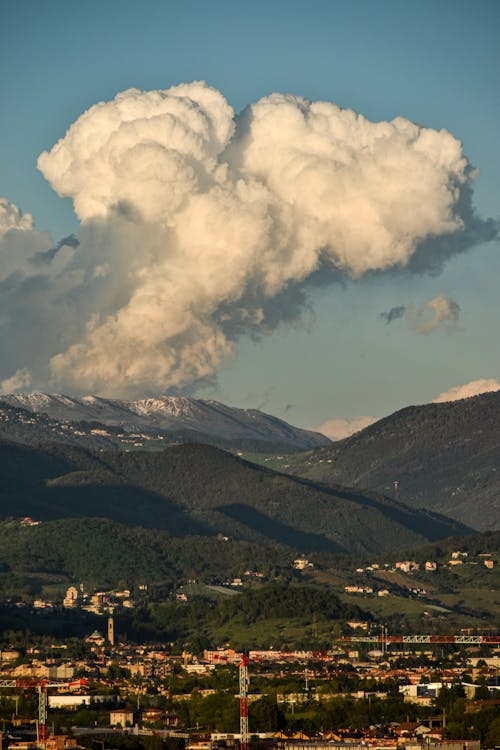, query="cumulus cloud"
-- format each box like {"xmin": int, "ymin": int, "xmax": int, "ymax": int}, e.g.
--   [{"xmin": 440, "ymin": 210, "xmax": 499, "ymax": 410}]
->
[
  {"xmin": 0, "ymin": 198, "xmax": 83, "ymax": 390},
  {"xmin": 315, "ymin": 415, "xmax": 378, "ymax": 440},
  {"xmin": 406, "ymin": 294, "xmax": 461, "ymax": 334},
  {"xmin": 0, "ymin": 82, "xmax": 497, "ymax": 396},
  {"xmin": 0, "ymin": 198, "xmax": 53, "ymax": 281},
  {"xmin": 433, "ymin": 378, "xmax": 500, "ymax": 403}
]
